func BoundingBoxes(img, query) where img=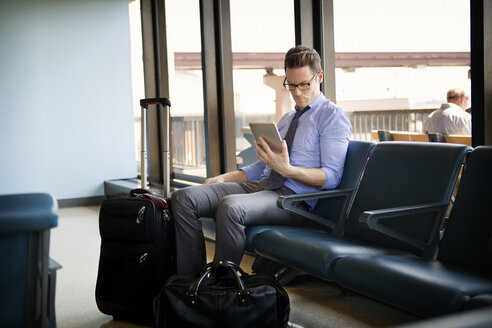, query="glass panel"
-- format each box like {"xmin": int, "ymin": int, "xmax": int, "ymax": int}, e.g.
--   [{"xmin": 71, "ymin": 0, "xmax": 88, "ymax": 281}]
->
[
  {"xmin": 333, "ymin": 0, "xmax": 471, "ymax": 140},
  {"xmin": 230, "ymin": 0, "xmax": 295, "ymax": 168},
  {"xmin": 128, "ymin": 0, "xmax": 145, "ymax": 173},
  {"xmin": 165, "ymin": 1, "xmax": 206, "ymax": 178}
]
